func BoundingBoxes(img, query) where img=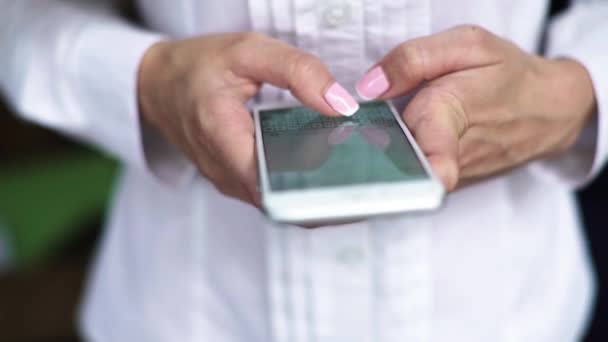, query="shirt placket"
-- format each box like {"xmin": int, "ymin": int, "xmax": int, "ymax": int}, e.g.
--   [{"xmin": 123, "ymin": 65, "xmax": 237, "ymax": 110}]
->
[
  {"xmin": 293, "ymin": 2, "xmax": 376, "ymax": 342},
  {"xmin": 370, "ymin": 1, "xmax": 433, "ymax": 341},
  {"xmin": 248, "ymin": 0, "xmax": 290, "ymax": 104},
  {"xmin": 254, "ymin": 0, "xmax": 433, "ymax": 341},
  {"xmin": 309, "ymin": 224, "xmax": 374, "ymax": 342},
  {"xmin": 371, "ymin": 216, "xmax": 433, "ymax": 341}
]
